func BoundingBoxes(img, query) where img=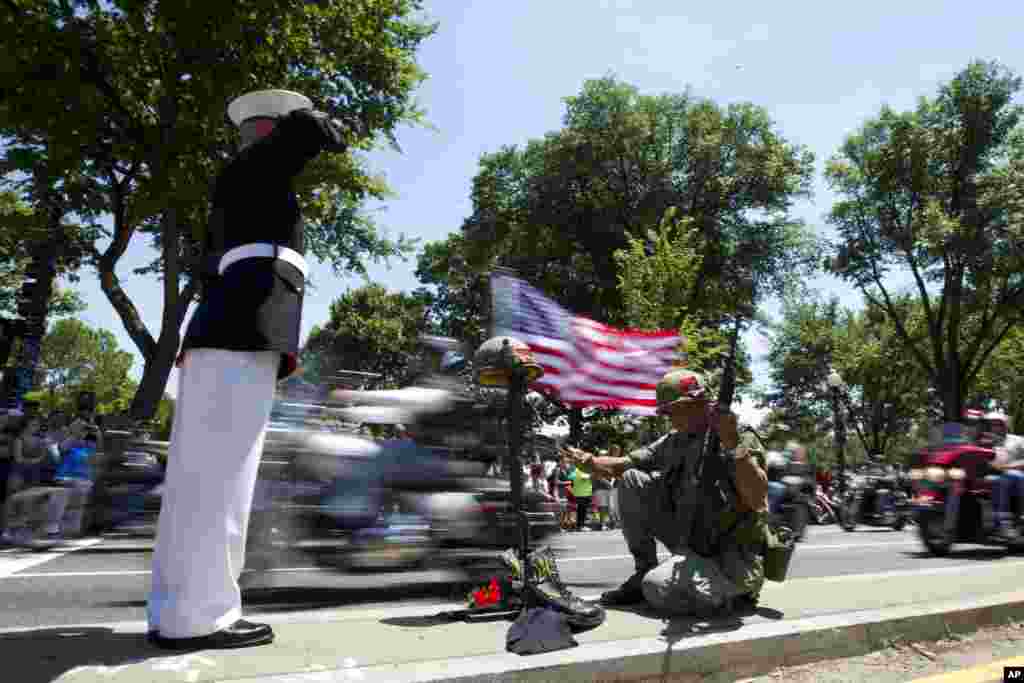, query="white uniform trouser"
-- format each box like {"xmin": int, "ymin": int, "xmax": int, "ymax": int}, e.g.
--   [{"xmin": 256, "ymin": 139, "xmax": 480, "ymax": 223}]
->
[{"xmin": 147, "ymin": 349, "xmax": 278, "ymax": 638}]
